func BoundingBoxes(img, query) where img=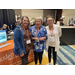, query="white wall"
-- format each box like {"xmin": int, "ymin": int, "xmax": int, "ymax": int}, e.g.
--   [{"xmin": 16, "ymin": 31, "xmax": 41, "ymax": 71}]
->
[
  {"xmin": 43, "ymin": 9, "xmax": 55, "ymax": 19},
  {"xmin": 14, "ymin": 9, "xmax": 56, "ymax": 21},
  {"xmin": 21, "ymin": 9, "xmax": 43, "ymax": 20},
  {"xmin": 13, "ymin": 9, "xmax": 21, "ymax": 16},
  {"xmin": 62, "ymin": 9, "xmax": 75, "ymax": 25}
]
